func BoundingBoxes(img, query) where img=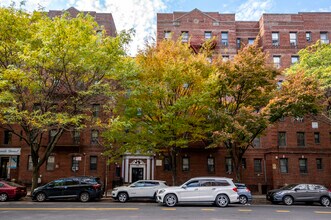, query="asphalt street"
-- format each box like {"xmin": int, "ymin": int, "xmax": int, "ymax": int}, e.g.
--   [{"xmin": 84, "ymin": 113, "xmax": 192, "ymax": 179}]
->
[{"xmin": 0, "ymin": 200, "xmax": 331, "ymax": 220}]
